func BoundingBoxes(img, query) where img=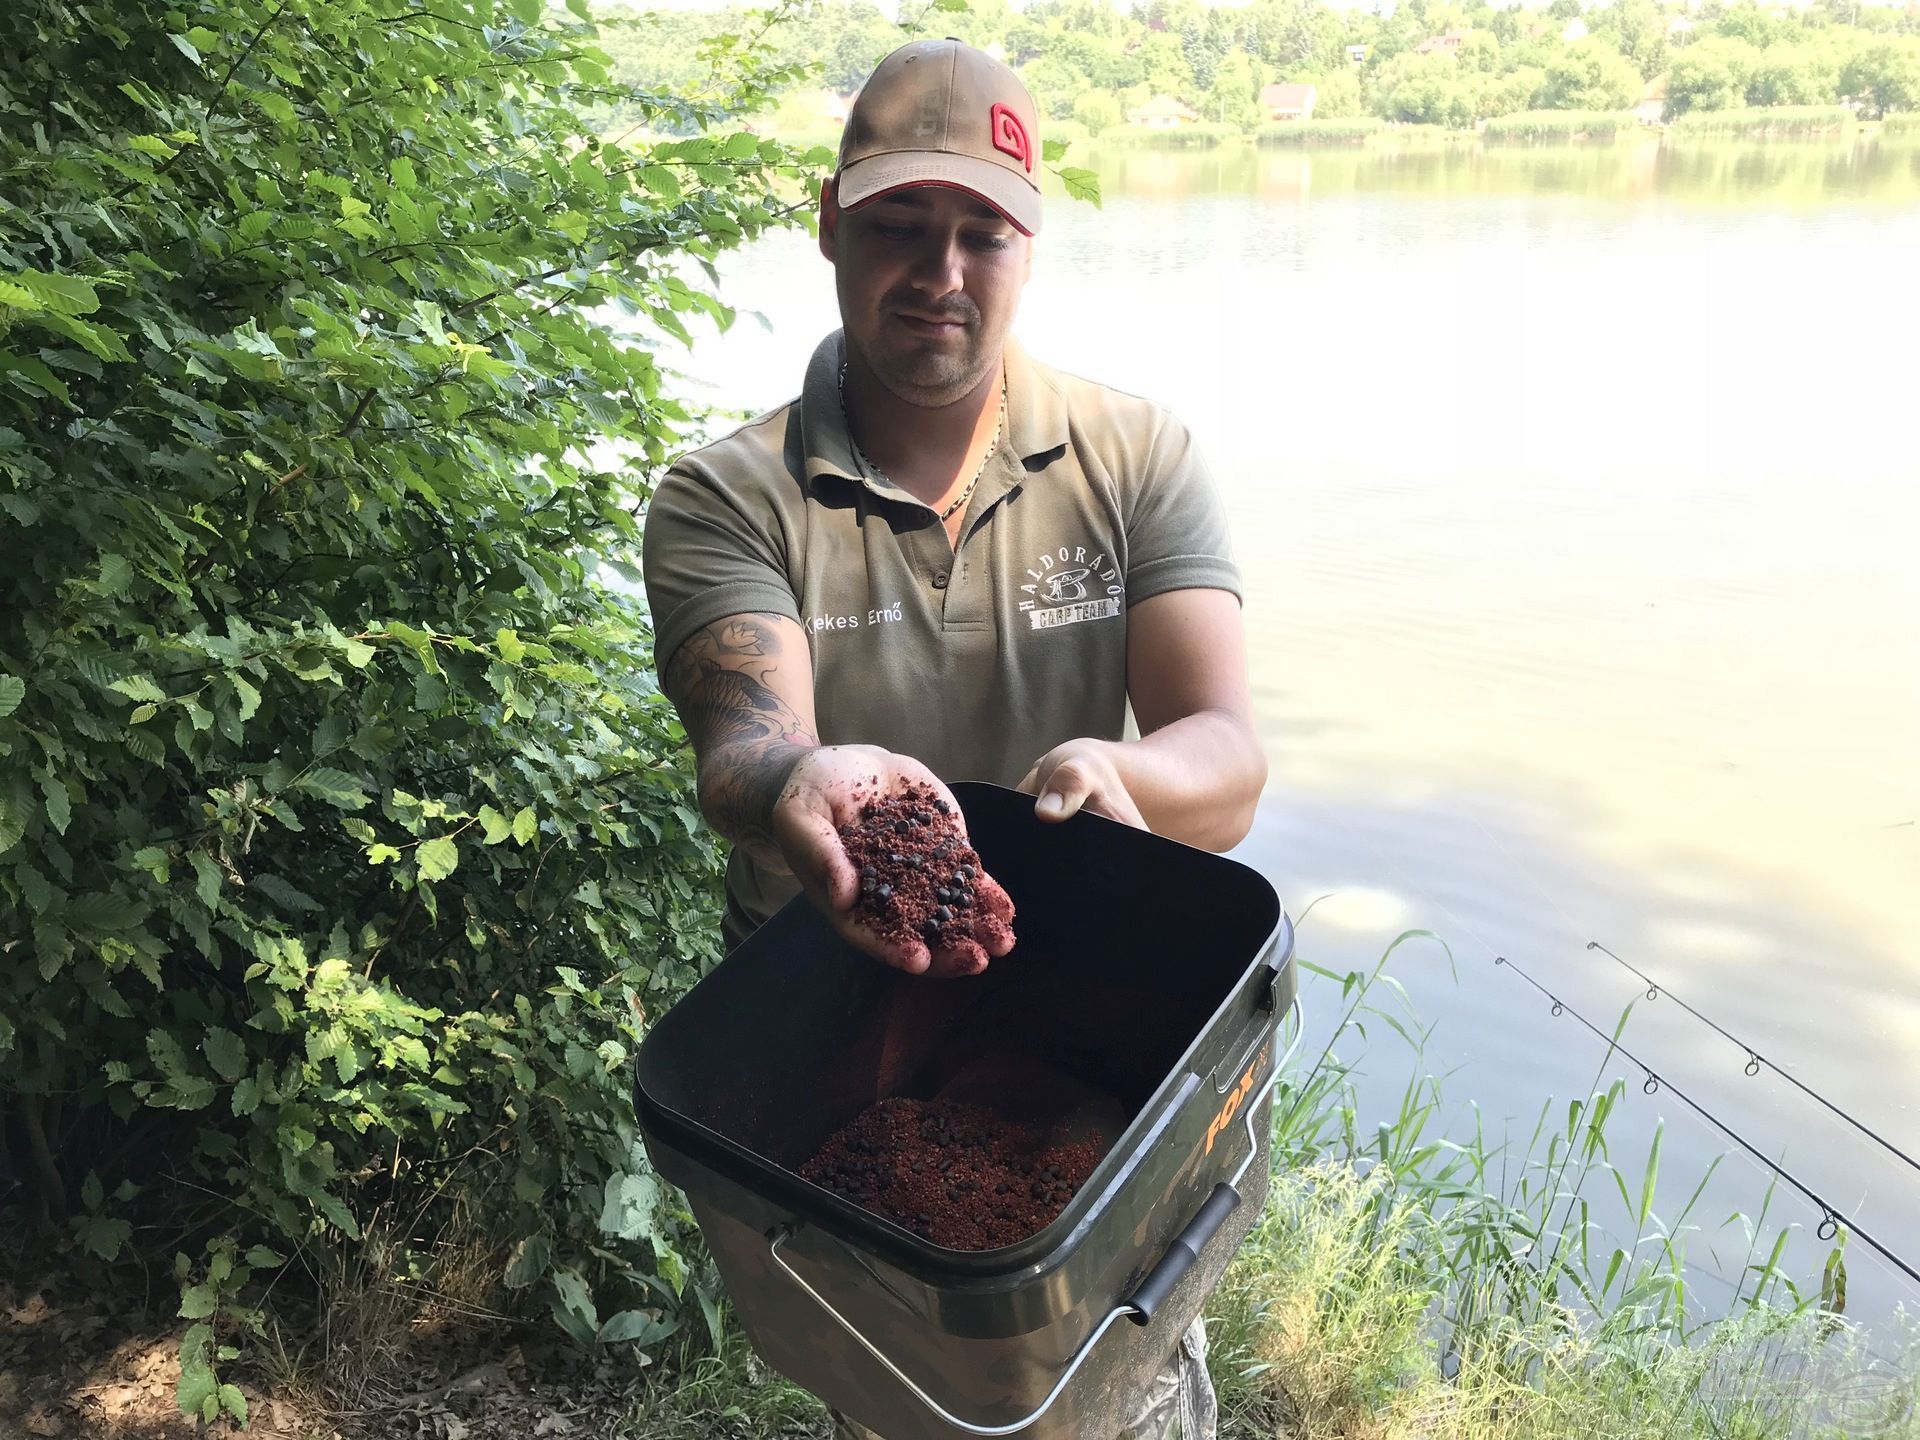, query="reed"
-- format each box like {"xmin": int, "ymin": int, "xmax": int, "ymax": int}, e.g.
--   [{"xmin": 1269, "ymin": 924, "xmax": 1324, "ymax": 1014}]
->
[
  {"xmin": 1670, "ymin": 107, "xmax": 1854, "ymax": 138},
  {"xmin": 1483, "ymin": 110, "xmax": 1641, "ymax": 142}
]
